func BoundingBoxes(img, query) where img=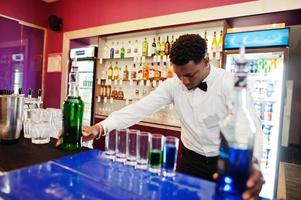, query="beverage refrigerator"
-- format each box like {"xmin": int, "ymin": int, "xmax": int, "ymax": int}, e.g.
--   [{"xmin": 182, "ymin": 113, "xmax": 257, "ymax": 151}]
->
[
  {"xmin": 222, "ymin": 28, "xmax": 289, "ymax": 199},
  {"xmin": 70, "ymin": 47, "xmax": 98, "ymax": 126}
]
